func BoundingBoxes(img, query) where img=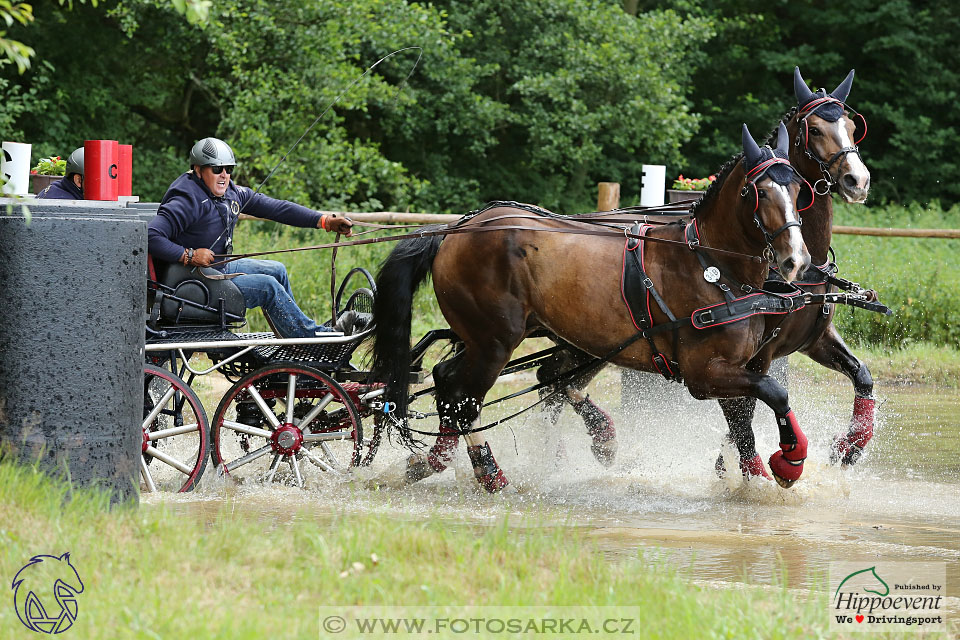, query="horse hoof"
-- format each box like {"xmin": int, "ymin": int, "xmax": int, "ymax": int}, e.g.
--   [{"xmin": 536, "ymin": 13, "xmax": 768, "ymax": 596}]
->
[
  {"xmin": 406, "ymin": 453, "xmax": 438, "ymax": 483},
  {"xmin": 477, "ymin": 470, "xmax": 510, "ymax": 493},
  {"xmin": 768, "ymin": 450, "xmax": 803, "ymax": 488},
  {"xmin": 715, "ymin": 453, "xmax": 727, "ymax": 478},
  {"xmin": 739, "ymin": 454, "xmax": 772, "ymax": 481},
  {"xmin": 772, "ymin": 473, "xmax": 797, "ymax": 489},
  {"xmin": 591, "ymin": 438, "xmax": 617, "ymax": 467}
]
